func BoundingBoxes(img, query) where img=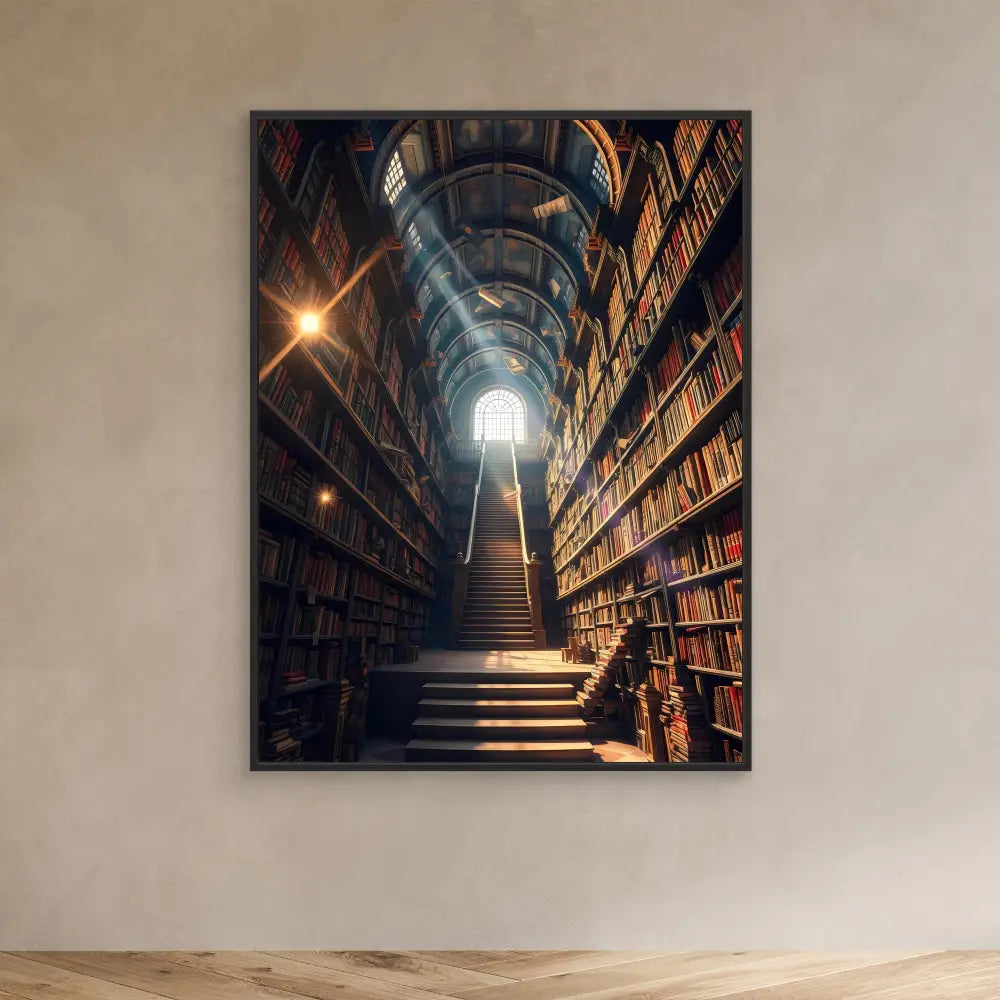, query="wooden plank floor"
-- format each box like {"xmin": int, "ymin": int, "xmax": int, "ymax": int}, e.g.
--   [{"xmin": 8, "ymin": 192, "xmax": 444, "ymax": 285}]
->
[{"xmin": 3, "ymin": 951, "xmax": 1000, "ymax": 999}]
